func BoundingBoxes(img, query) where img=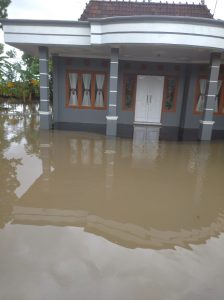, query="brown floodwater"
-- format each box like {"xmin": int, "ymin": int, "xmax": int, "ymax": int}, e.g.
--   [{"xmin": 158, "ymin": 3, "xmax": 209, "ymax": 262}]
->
[{"xmin": 0, "ymin": 111, "xmax": 224, "ymax": 300}]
